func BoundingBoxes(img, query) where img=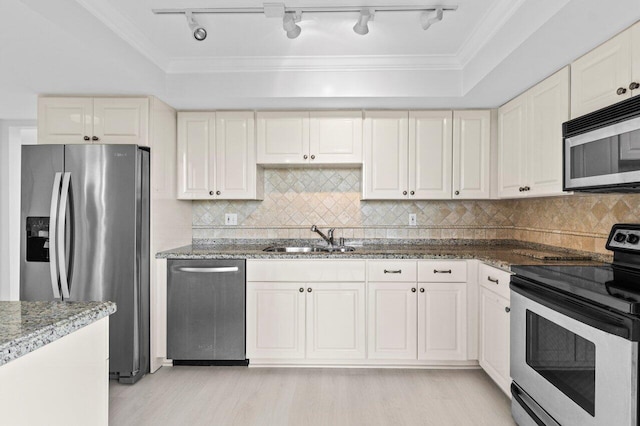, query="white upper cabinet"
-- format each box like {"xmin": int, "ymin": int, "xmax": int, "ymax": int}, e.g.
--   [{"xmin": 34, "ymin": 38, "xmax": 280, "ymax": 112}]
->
[
  {"xmin": 498, "ymin": 67, "xmax": 569, "ymax": 198},
  {"xmin": 362, "ymin": 111, "xmax": 409, "ymax": 199},
  {"xmin": 309, "ymin": 111, "xmax": 363, "ymax": 163},
  {"xmin": 452, "ymin": 110, "xmax": 491, "ymax": 199},
  {"xmin": 38, "ymin": 97, "xmax": 149, "ymax": 146},
  {"xmin": 409, "ymin": 111, "xmax": 453, "ymax": 199},
  {"xmin": 177, "ymin": 111, "xmax": 261, "ymax": 200},
  {"xmin": 257, "ymin": 111, "xmax": 362, "ymax": 165},
  {"xmin": 570, "ymin": 24, "xmax": 636, "ymax": 118},
  {"xmin": 363, "ymin": 110, "xmax": 458, "ymax": 200}
]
